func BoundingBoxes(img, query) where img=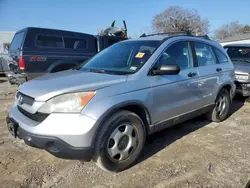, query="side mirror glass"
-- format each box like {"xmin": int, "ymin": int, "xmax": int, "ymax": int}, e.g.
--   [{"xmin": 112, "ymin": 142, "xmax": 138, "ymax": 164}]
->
[{"xmin": 152, "ymin": 64, "xmax": 180, "ymax": 75}]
